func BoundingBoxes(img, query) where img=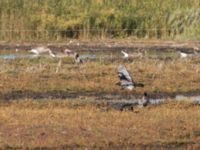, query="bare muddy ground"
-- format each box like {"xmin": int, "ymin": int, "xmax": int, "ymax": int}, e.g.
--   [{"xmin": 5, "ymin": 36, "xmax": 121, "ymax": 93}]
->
[
  {"xmin": 1, "ymin": 90, "xmax": 200, "ymax": 111},
  {"xmin": 0, "ymin": 40, "xmax": 199, "ymax": 53},
  {"xmin": 1, "ymin": 90, "xmax": 200, "ymax": 101},
  {"xmin": 0, "ymin": 40, "xmax": 200, "ymax": 102}
]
